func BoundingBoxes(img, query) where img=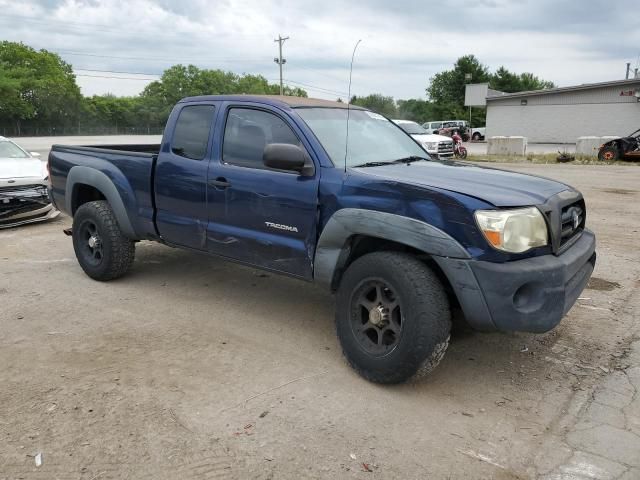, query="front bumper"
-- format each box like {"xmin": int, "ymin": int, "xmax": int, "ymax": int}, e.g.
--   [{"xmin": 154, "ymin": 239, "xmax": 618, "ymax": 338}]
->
[
  {"xmin": 435, "ymin": 229, "xmax": 596, "ymax": 333},
  {"xmin": 0, "ymin": 184, "xmax": 60, "ymax": 229}
]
